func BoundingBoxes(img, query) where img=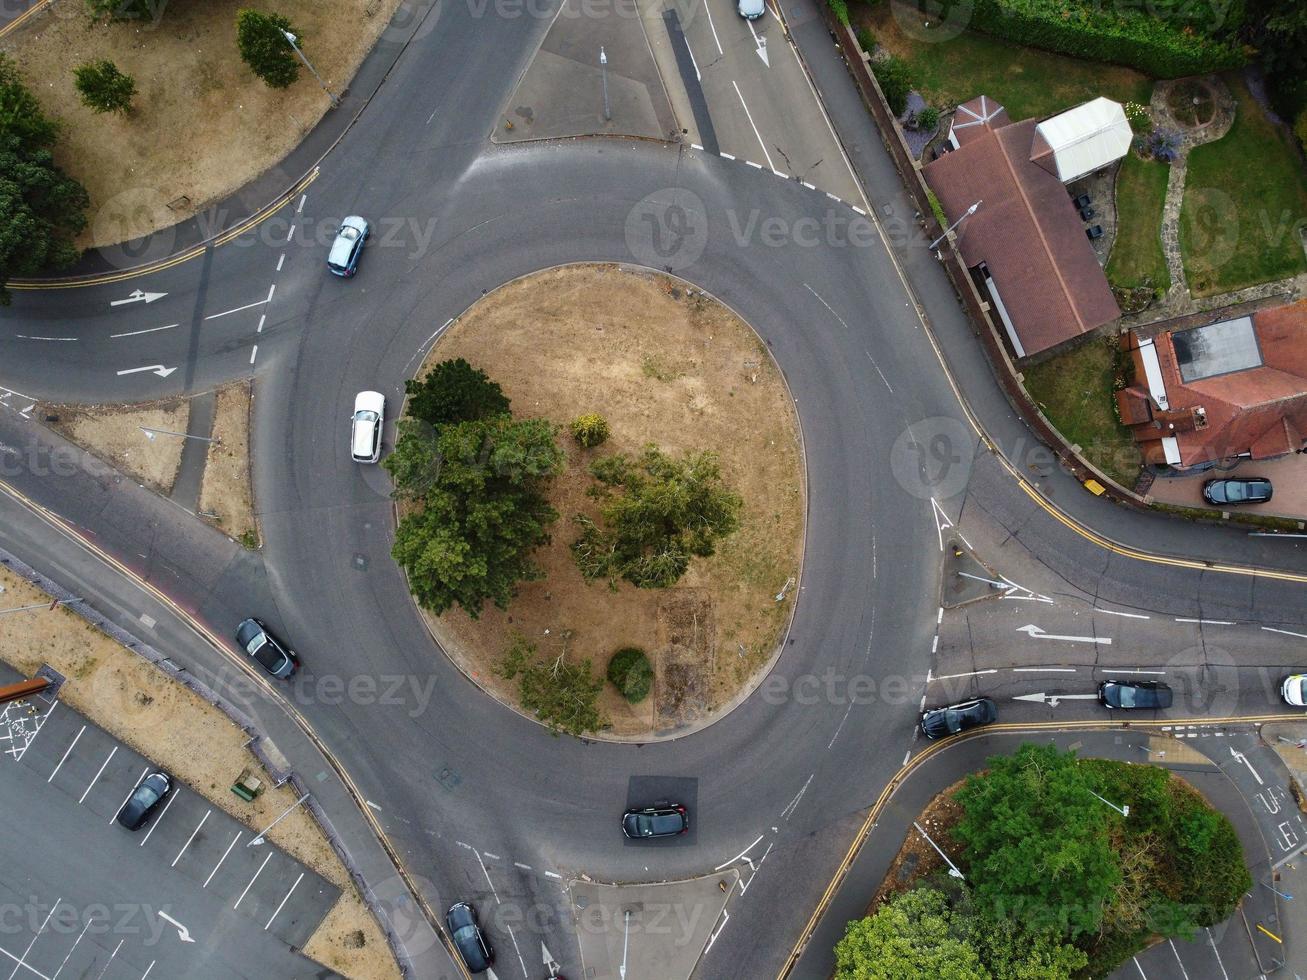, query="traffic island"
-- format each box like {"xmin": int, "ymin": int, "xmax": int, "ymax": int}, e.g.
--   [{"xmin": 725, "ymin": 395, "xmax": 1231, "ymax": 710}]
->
[
  {"xmin": 398, "ymin": 263, "xmax": 806, "ymax": 739},
  {"xmin": 569, "ymin": 871, "xmax": 737, "ymax": 980}
]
